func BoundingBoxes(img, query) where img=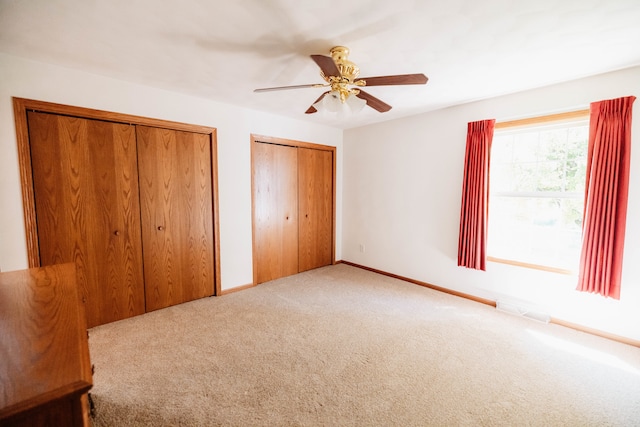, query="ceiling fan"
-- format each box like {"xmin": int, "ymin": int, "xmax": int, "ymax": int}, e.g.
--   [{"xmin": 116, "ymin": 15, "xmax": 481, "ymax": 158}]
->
[{"xmin": 254, "ymin": 46, "xmax": 428, "ymax": 114}]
